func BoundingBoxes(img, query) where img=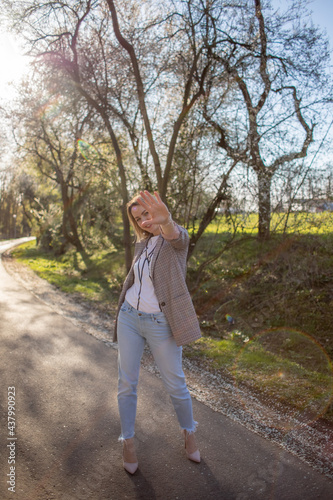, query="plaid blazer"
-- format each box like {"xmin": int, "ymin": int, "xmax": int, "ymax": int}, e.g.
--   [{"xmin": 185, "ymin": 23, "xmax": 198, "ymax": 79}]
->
[{"xmin": 113, "ymin": 225, "xmax": 201, "ymax": 346}]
